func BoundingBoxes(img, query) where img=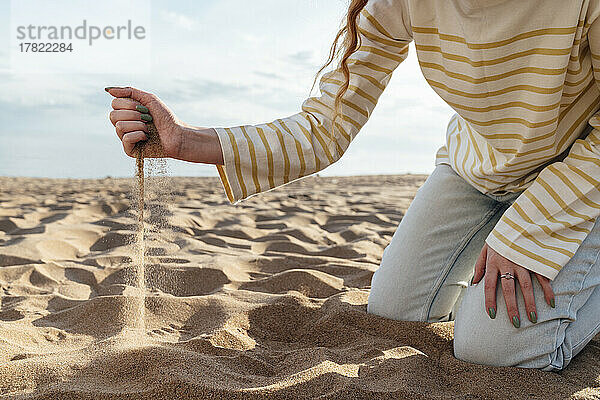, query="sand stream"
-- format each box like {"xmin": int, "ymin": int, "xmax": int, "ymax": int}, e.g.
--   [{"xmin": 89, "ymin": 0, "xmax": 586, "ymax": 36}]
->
[
  {"xmin": 133, "ymin": 148, "xmax": 146, "ymax": 332},
  {"xmin": 129, "ymin": 122, "xmax": 167, "ymax": 335}
]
